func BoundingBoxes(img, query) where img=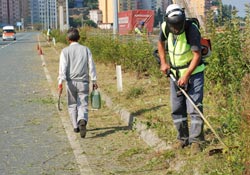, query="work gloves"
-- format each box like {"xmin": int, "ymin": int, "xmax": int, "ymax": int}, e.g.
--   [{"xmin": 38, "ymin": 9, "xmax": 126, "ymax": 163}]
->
[{"xmin": 58, "ymin": 84, "xmax": 63, "ymax": 95}]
